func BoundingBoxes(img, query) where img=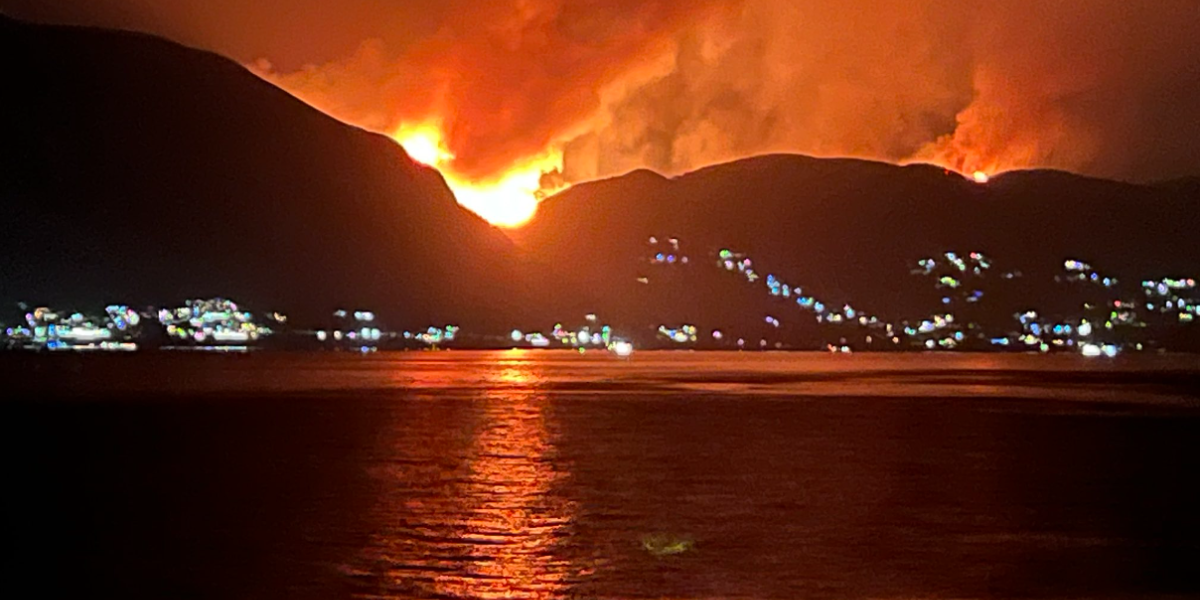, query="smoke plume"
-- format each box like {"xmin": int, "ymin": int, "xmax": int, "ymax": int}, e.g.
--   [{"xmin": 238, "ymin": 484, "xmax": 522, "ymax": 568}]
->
[
  {"xmin": 6, "ymin": 0, "xmax": 1200, "ymax": 184},
  {"xmin": 561, "ymin": 0, "xmax": 1200, "ymax": 182}
]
